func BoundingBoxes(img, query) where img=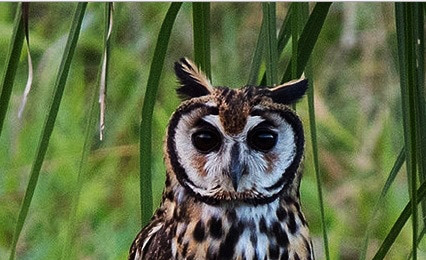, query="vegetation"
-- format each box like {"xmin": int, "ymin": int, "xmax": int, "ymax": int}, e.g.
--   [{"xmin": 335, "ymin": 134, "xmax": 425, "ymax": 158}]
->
[{"xmin": 0, "ymin": 2, "xmax": 424, "ymax": 259}]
